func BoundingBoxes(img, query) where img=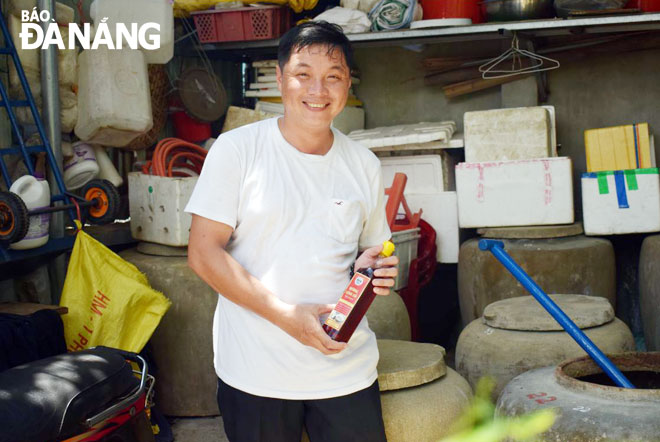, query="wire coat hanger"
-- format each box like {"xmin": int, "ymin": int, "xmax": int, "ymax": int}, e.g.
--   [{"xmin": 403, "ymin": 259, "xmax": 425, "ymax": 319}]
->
[{"xmin": 479, "ymin": 33, "xmax": 561, "ymax": 79}]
